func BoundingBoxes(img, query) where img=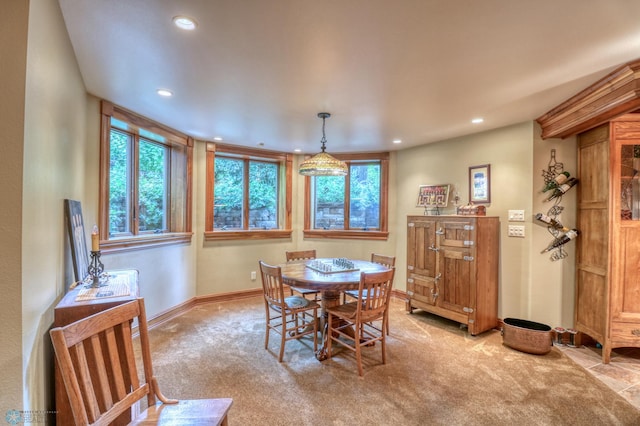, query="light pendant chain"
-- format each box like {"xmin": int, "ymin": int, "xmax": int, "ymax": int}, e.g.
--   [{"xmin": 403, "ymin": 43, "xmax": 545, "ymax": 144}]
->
[{"xmin": 320, "ymin": 116, "xmax": 327, "ymax": 152}]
